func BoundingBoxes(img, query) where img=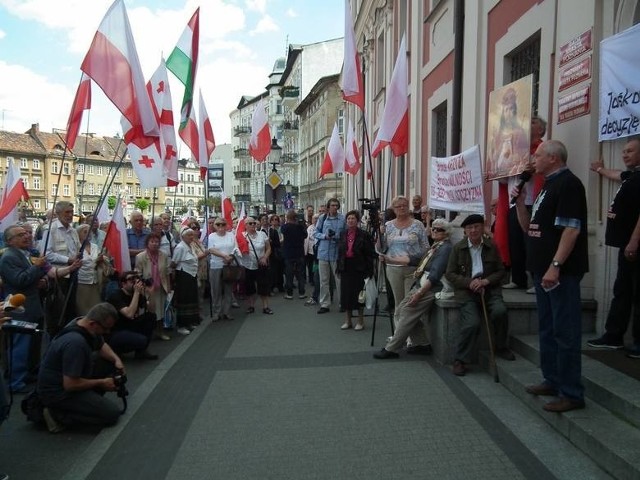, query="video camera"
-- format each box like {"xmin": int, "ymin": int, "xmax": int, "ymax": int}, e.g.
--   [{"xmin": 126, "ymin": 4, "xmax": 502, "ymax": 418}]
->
[
  {"xmin": 112, "ymin": 369, "xmax": 129, "ymax": 413},
  {"xmin": 130, "ymin": 275, "xmax": 153, "ymax": 287},
  {"xmin": 359, "ymin": 198, "xmax": 382, "ymax": 232}
]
